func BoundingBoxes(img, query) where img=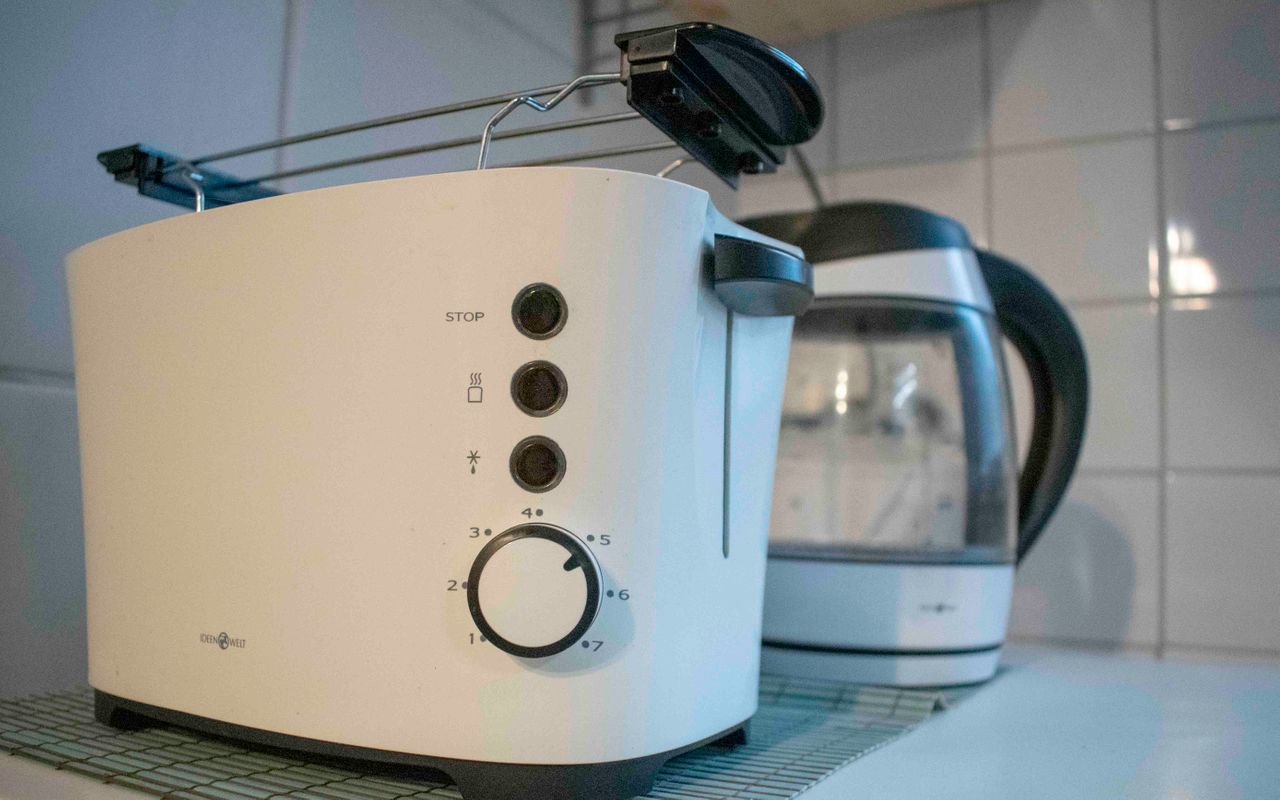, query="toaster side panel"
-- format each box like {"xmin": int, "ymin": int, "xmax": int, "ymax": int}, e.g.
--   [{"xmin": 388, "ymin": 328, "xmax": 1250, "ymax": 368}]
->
[{"xmin": 67, "ymin": 167, "xmax": 774, "ymax": 764}]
